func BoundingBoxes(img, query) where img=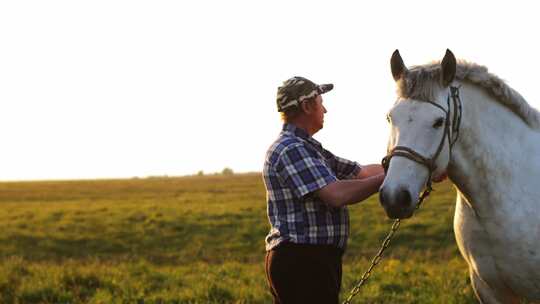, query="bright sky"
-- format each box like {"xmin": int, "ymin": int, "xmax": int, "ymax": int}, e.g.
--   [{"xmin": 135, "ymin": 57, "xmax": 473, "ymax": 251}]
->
[{"xmin": 2, "ymin": 1, "xmax": 540, "ymax": 181}]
